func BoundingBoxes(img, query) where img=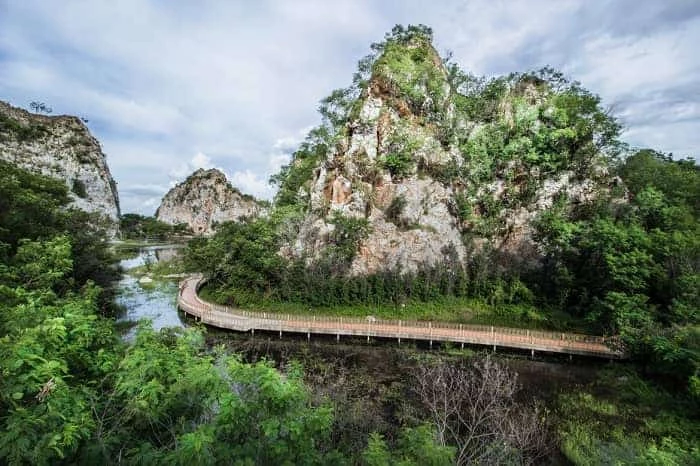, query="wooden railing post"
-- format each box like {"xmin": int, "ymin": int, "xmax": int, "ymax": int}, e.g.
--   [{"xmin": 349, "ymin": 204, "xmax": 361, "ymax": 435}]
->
[{"xmin": 429, "ymin": 321, "xmax": 433, "ymax": 349}]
